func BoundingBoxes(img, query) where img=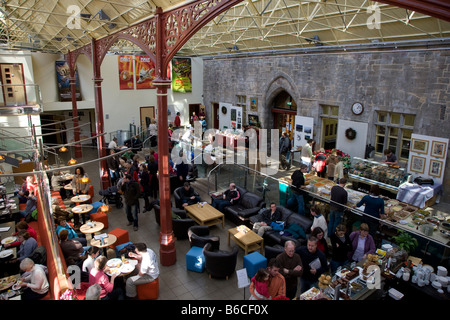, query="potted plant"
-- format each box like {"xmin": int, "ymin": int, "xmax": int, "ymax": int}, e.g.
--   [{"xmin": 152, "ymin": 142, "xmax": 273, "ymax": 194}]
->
[{"xmin": 392, "ymin": 231, "xmax": 418, "ymax": 254}]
